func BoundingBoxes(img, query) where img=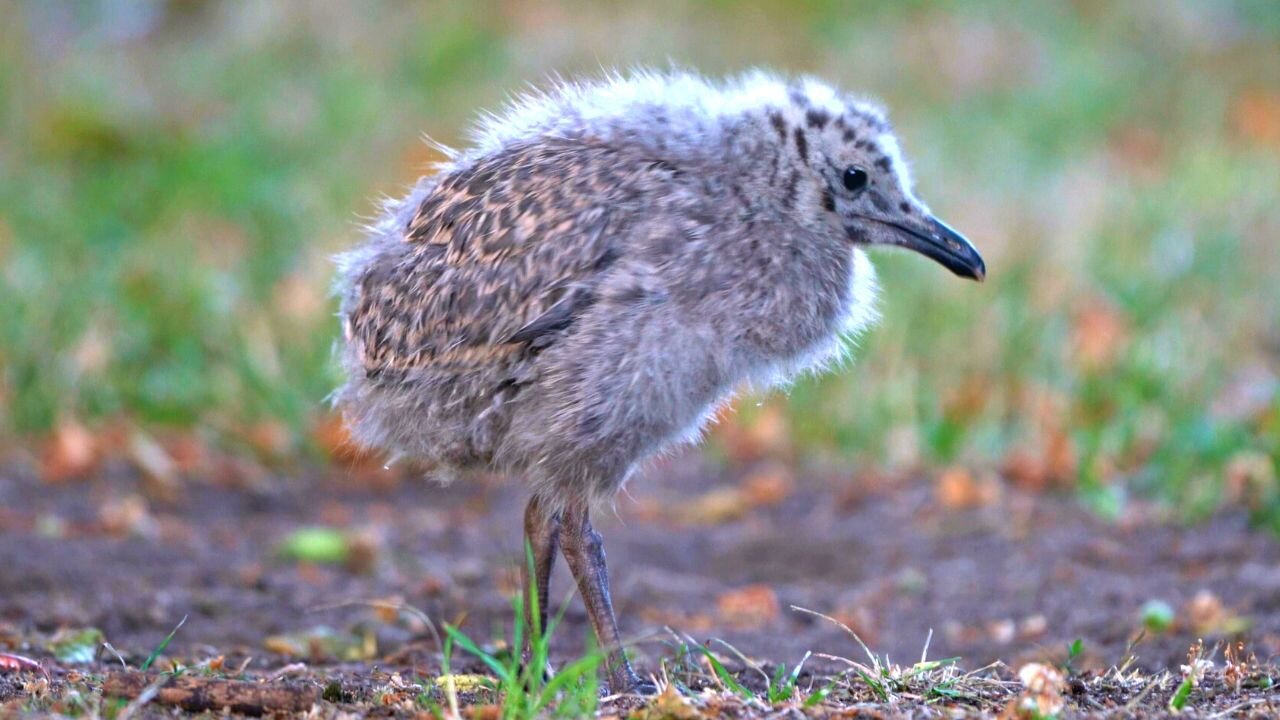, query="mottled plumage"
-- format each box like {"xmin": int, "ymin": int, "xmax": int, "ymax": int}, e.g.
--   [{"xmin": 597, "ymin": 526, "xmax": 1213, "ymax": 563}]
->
[{"xmin": 335, "ymin": 70, "xmax": 984, "ymax": 693}]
